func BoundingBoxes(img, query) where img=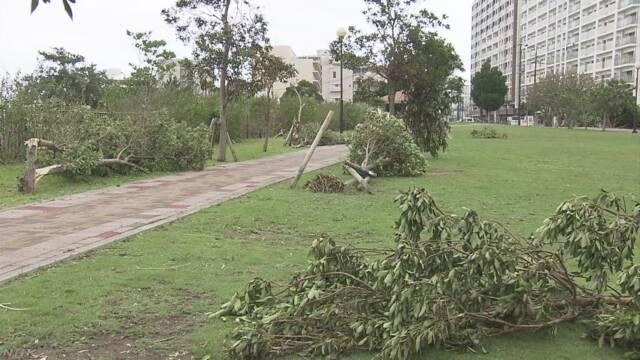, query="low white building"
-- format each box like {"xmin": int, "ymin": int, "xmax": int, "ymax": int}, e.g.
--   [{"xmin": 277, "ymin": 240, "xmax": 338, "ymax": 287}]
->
[
  {"xmin": 321, "ymin": 62, "xmax": 354, "ymax": 102},
  {"xmin": 271, "ymin": 46, "xmax": 354, "ymax": 101}
]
